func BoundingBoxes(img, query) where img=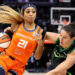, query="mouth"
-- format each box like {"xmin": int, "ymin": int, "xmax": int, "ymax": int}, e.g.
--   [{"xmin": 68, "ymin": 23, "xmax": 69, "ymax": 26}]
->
[
  {"xmin": 29, "ymin": 16, "xmax": 33, "ymax": 18},
  {"xmin": 29, "ymin": 17, "xmax": 34, "ymax": 20}
]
